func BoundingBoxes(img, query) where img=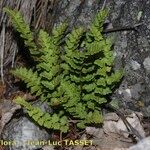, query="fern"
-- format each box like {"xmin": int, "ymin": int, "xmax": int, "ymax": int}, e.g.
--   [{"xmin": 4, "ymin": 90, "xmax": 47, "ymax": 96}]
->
[
  {"xmin": 11, "ymin": 67, "xmax": 42, "ymax": 96},
  {"xmin": 5, "ymin": 8, "xmax": 123, "ymax": 133},
  {"xmin": 15, "ymin": 97, "xmax": 69, "ymax": 133},
  {"xmin": 4, "ymin": 8, "xmax": 39, "ymax": 59}
]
